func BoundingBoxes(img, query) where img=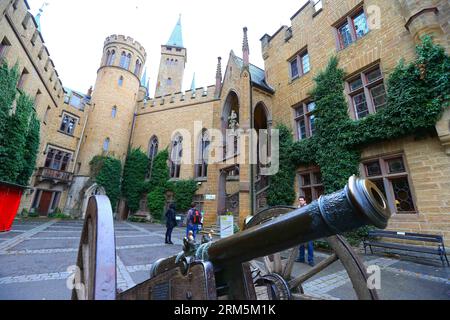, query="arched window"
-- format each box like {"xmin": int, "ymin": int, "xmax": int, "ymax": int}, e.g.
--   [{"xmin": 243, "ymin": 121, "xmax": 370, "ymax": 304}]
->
[
  {"xmin": 125, "ymin": 53, "xmax": 131, "ymax": 69},
  {"xmin": 170, "ymin": 134, "xmax": 183, "ymax": 179},
  {"xmin": 112, "ymin": 106, "xmax": 117, "ymax": 118},
  {"xmin": 146, "ymin": 136, "xmax": 159, "ymax": 179},
  {"xmin": 196, "ymin": 129, "xmax": 210, "ymax": 178},
  {"xmin": 167, "ymin": 77, "xmax": 173, "ymax": 86},
  {"xmin": 118, "ymin": 76, "xmax": 124, "ymax": 86},
  {"xmin": 120, "ymin": 52, "xmax": 129, "ymax": 68},
  {"xmin": 105, "ymin": 50, "xmax": 110, "ymax": 66},
  {"xmin": 103, "ymin": 138, "xmax": 110, "ymax": 152},
  {"xmin": 134, "ymin": 59, "xmax": 141, "ymax": 75},
  {"xmin": 107, "ymin": 50, "xmax": 115, "ymax": 66}
]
